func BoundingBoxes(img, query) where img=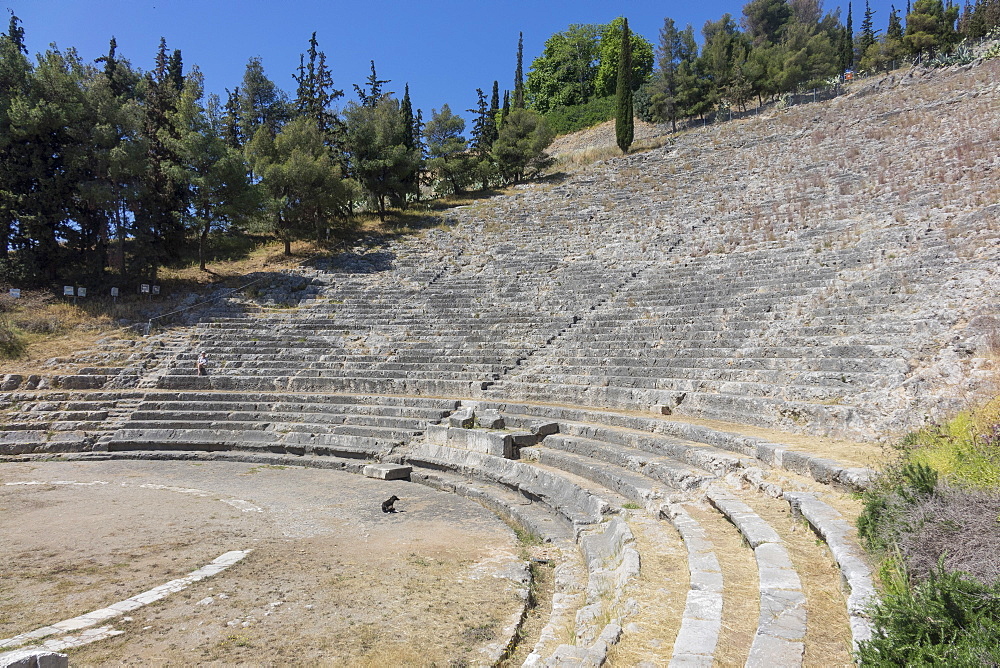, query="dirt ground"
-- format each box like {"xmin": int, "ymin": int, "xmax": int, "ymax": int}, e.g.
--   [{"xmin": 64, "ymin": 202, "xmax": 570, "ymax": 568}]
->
[{"xmin": 0, "ymin": 459, "xmax": 527, "ymax": 666}]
